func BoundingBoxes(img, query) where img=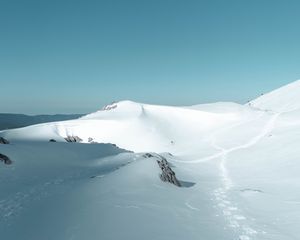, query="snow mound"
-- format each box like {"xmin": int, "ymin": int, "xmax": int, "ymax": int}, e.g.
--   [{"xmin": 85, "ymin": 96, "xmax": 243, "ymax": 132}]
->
[
  {"xmin": 250, "ymin": 80, "xmax": 300, "ymax": 112},
  {"xmin": 82, "ymin": 100, "xmax": 145, "ymax": 120}
]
